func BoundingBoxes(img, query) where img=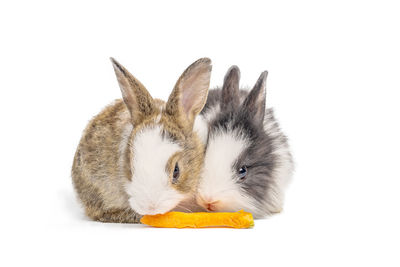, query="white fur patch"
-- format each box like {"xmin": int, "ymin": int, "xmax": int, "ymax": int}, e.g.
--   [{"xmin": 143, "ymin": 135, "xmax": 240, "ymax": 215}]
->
[
  {"xmin": 124, "ymin": 125, "xmax": 185, "ymax": 215},
  {"xmin": 196, "ymin": 129, "xmax": 258, "ymax": 214},
  {"xmin": 193, "ymin": 115, "xmax": 208, "ymax": 145},
  {"xmin": 194, "ymin": 105, "xmax": 221, "ymax": 145},
  {"xmin": 202, "ymin": 105, "xmax": 221, "ymax": 122},
  {"xmin": 155, "ymin": 113, "xmax": 162, "ymax": 123}
]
